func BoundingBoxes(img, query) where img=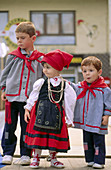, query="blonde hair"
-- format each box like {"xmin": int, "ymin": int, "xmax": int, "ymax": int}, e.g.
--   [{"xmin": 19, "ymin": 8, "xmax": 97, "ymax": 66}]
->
[
  {"xmin": 81, "ymin": 56, "xmax": 102, "ymax": 71},
  {"xmin": 15, "ymin": 22, "xmax": 36, "ymax": 37}
]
